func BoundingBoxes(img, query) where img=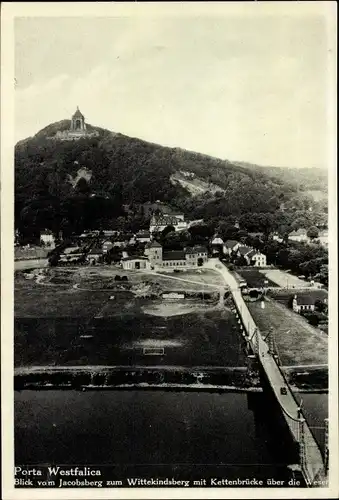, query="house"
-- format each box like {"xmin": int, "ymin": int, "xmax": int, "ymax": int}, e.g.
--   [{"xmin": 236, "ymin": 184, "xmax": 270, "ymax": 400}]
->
[
  {"xmin": 87, "ymin": 247, "xmax": 103, "ymax": 264},
  {"xmin": 112, "ymin": 234, "xmax": 130, "ymax": 248},
  {"xmin": 211, "ymin": 235, "xmax": 224, "ymax": 246},
  {"xmin": 135, "ymin": 230, "xmax": 151, "ymax": 243},
  {"xmin": 272, "ymin": 233, "xmax": 283, "ymax": 242},
  {"xmin": 246, "ymin": 250, "xmax": 267, "ymax": 267},
  {"xmin": 288, "ymin": 229, "xmax": 309, "ymax": 243},
  {"xmin": 103, "ymin": 230, "xmax": 118, "ymax": 238},
  {"xmin": 102, "ymin": 240, "xmax": 114, "ymax": 254},
  {"xmin": 143, "ymin": 201, "xmax": 175, "ymax": 218},
  {"xmin": 210, "ymin": 235, "xmax": 224, "ymax": 255},
  {"xmin": 149, "ymin": 213, "xmax": 188, "ymax": 234},
  {"xmin": 59, "ymin": 246, "xmax": 85, "ymax": 264},
  {"xmin": 40, "ymin": 229, "xmax": 55, "ymax": 248},
  {"xmin": 235, "ymin": 246, "xmax": 267, "ymax": 267},
  {"xmin": 187, "ymin": 219, "xmax": 204, "ymax": 228},
  {"xmin": 292, "ymin": 294, "xmax": 316, "ymax": 313},
  {"xmin": 223, "ymin": 240, "xmax": 240, "ymax": 255},
  {"xmin": 121, "ymin": 256, "xmax": 151, "ymax": 270},
  {"xmin": 237, "ymin": 246, "xmax": 253, "ymax": 259}
]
